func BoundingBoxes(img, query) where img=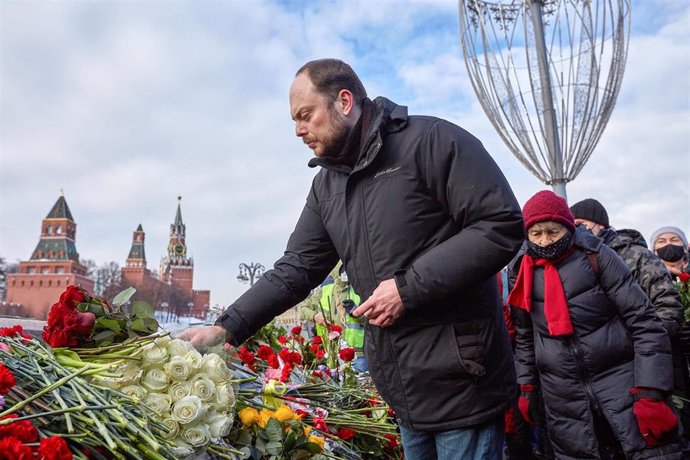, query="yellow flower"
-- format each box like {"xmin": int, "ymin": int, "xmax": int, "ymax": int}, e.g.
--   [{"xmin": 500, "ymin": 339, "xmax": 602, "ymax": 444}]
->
[
  {"xmin": 273, "ymin": 405, "xmax": 297, "ymax": 423},
  {"xmin": 238, "ymin": 407, "xmax": 259, "ymax": 427},
  {"xmin": 258, "ymin": 409, "xmax": 274, "ymax": 428},
  {"xmin": 303, "ymin": 425, "xmax": 311, "ymax": 436},
  {"xmin": 308, "ymin": 435, "xmax": 325, "ymax": 450}
]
